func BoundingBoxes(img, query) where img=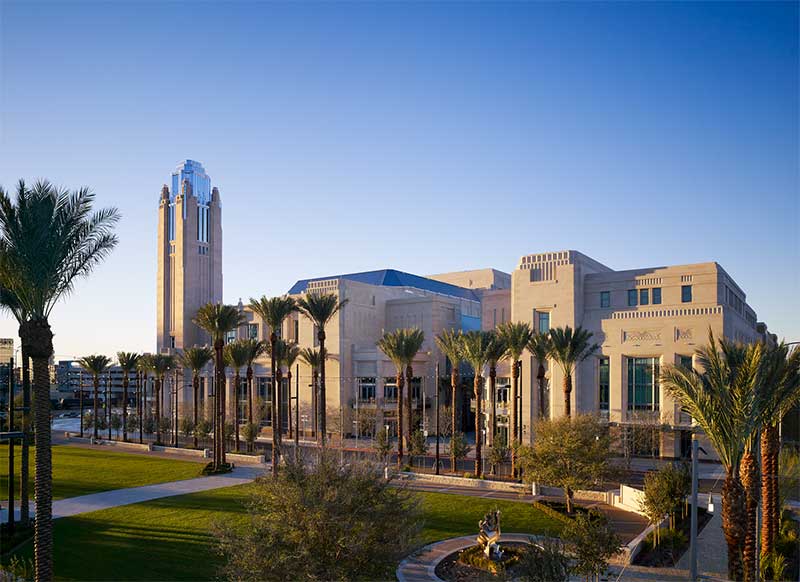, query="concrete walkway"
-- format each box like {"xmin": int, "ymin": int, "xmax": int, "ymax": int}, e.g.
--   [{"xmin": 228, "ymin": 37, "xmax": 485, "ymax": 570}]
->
[{"xmin": 1, "ymin": 465, "xmax": 264, "ymax": 522}]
